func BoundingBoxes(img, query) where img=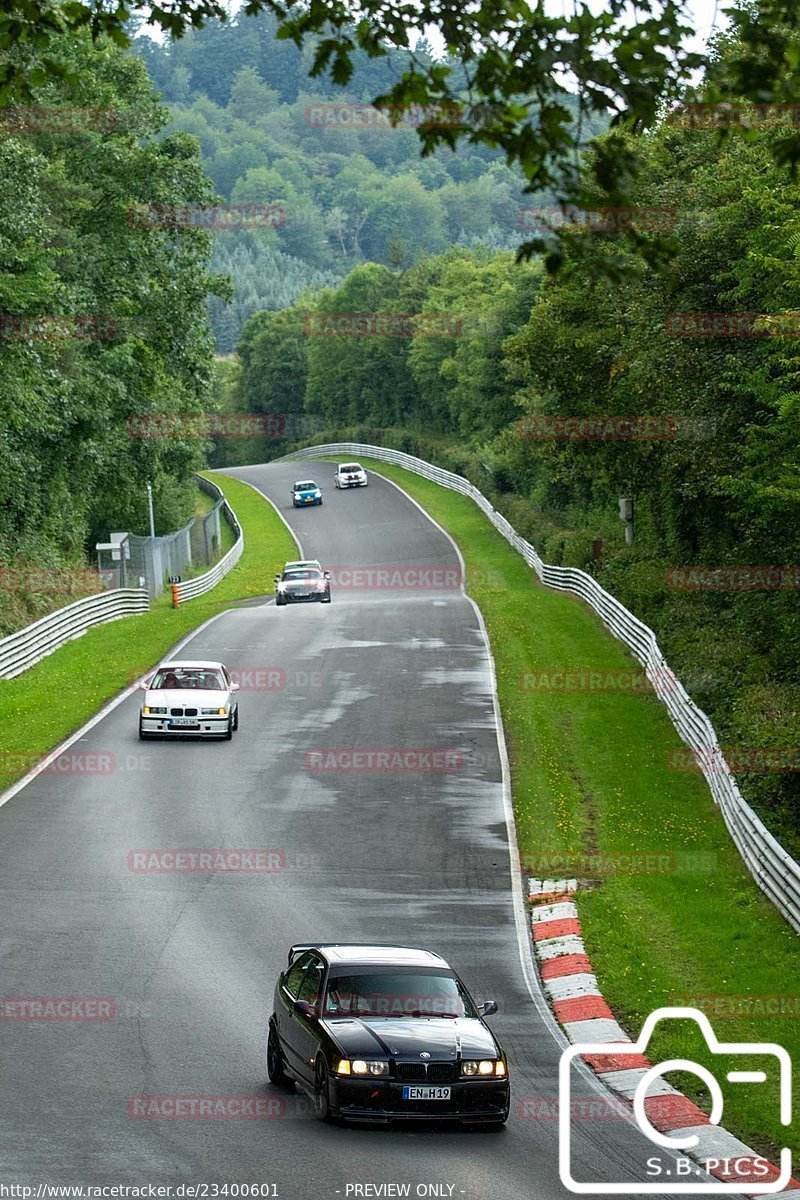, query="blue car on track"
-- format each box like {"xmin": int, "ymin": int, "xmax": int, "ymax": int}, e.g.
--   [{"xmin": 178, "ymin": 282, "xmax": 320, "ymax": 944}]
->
[{"xmin": 291, "ymin": 480, "xmax": 323, "ymax": 508}]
